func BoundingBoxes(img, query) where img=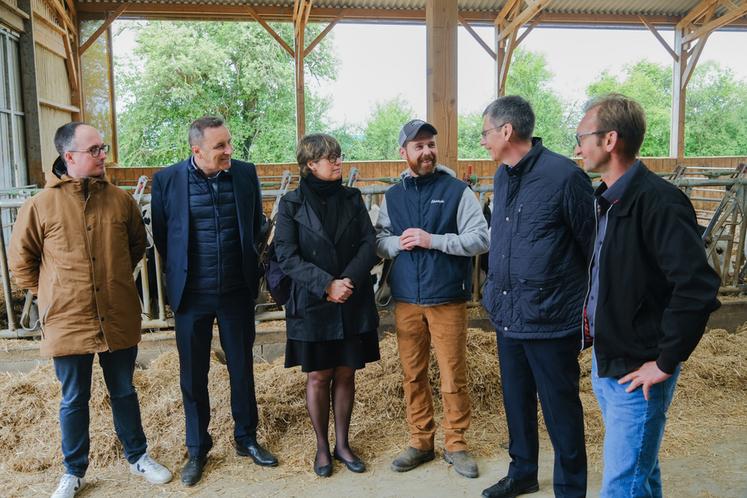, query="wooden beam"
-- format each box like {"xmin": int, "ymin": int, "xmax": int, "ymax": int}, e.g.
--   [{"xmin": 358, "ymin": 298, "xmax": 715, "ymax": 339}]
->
[
  {"xmin": 682, "ymin": 2, "xmax": 747, "ymax": 43},
  {"xmin": 42, "ymin": 0, "xmax": 75, "ymax": 35},
  {"xmin": 670, "ymin": 27, "xmax": 686, "ymax": 159},
  {"xmin": 246, "ymin": 5, "xmax": 294, "ymax": 57},
  {"xmin": 496, "ymin": 0, "xmax": 551, "ymax": 43},
  {"xmin": 426, "ymin": 0, "xmax": 458, "ymax": 167},
  {"xmin": 495, "ymin": 0, "xmax": 521, "ymax": 24},
  {"xmin": 33, "ymin": 10, "xmax": 64, "ymax": 35},
  {"xmin": 39, "ymin": 98, "xmax": 80, "ymax": 114},
  {"xmin": 0, "ymin": 0, "xmax": 29, "ymax": 19},
  {"xmin": 79, "ymin": 2, "xmax": 129, "ymax": 55},
  {"xmin": 682, "ymin": 33, "xmax": 710, "ymax": 88},
  {"xmin": 514, "ymin": 18, "xmax": 539, "ymax": 47},
  {"xmin": 498, "ymin": 29, "xmax": 518, "ymax": 96},
  {"xmin": 639, "ymin": 15, "xmax": 678, "ymax": 61},
  {"xmin": 294, "ymin": 3, "xmax": 308, "ymax": 141},
  {"xmin": 304, "ymin": 13, "xmax": 341, "ymax": 57},
  {"xmin": 459, "ymin": 14, "xmax": 496, "ymax": 60},
  {"xmin": 106, "ymin": 26, "xmax": 118, "ymax": 162},
  {"xmin": 677, "ymin": 0, "xmax": 719, "ymax": 29},
  {"xmin": 17, "ymin": 0, "xmax": 45, "ymax": 185},
  {"xmin": 62, "ymin": 27, "xmax": 79, "ymax": 103}
]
